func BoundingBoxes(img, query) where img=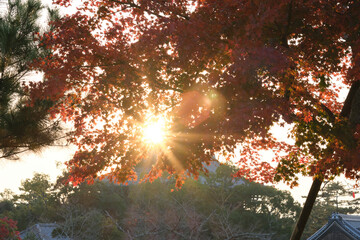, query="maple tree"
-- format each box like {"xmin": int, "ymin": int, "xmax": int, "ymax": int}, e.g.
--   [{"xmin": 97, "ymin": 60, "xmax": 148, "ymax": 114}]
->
[
  {"xmin": 32, "ymin": 0, "xmax": 360, "ymax": 239},
  {"xmin": 0, "ymin": 217, "xmax": 20, "ymax": 240}
]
